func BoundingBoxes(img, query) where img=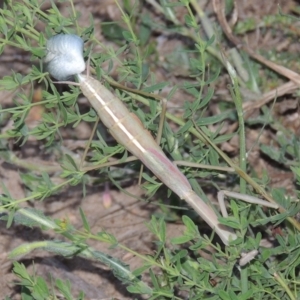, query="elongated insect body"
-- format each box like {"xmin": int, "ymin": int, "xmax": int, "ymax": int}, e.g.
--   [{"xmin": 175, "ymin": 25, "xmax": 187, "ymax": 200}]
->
[
  {"xmin": 46, "ymin": 34, "xmax": 236, "ymax": 245},
  {"xmin": 77, "ymin": 74, "xmax": 236, "ymax": 245}
]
